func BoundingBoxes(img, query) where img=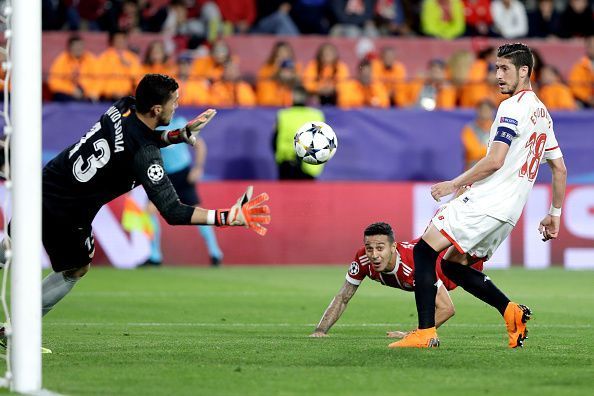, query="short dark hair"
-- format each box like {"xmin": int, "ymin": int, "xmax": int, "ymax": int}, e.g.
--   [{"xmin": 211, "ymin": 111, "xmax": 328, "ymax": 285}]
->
[
  {"xmin": 292, "ymin": 85, "xmax": 308, "ymax": 106},
  {"xmin": 67, "ymin": 35, "xmax": 82, "ymax": 48},
  {"xmin": 364, "ymin": 222, "xmax": 395, "ymax": 243},
  {"xmin": 135, "ymin": 74, "xmax": 179, "ymax": 113},
  {"xmin": 108, "ymin": 30, "xmax": 127, "ymax": 46},
  {"xmin": 497, "ymin": 43, "xmax": 534, "ymax": 77}
]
